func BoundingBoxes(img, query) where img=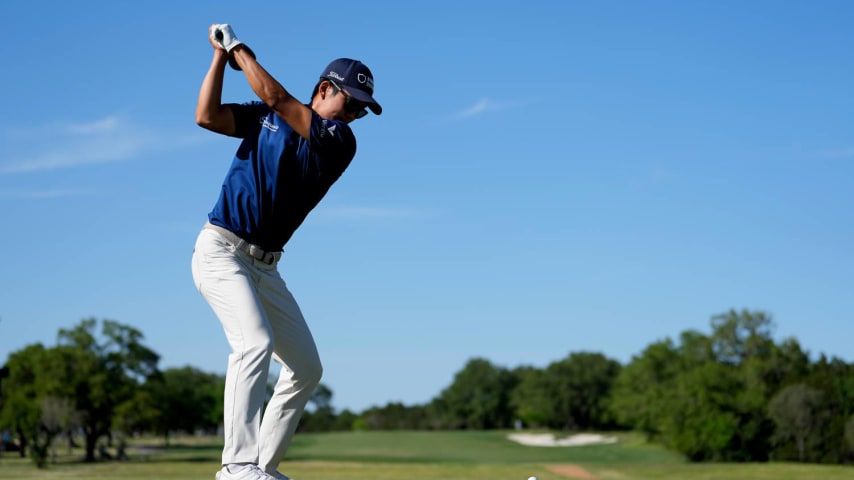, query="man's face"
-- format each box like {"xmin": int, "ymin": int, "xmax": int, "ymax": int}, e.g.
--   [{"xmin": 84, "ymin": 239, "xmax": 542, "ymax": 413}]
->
[{"xmin": 322, "ymin": 80, "xmax": 369, "ymax": 123}]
